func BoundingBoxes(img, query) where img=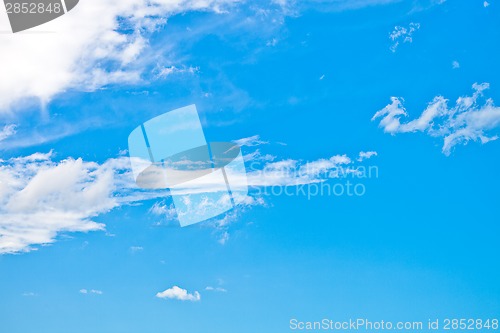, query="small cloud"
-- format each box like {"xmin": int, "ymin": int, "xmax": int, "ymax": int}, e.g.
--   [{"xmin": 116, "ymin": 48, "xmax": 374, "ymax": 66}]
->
[
  {"xmin": 205, "ymin": 286, "xmax": 227, "ymax": 292},
  {"xmin": 80, "ymin": 289, "xmax": 102, "ymax": 295},
  {"xmin": 0, "ymin": 124, "xmax": 17, "ymax": 142},
  {"xmin": 319, "ymin": 74, "xmax": 325, "ymax": 80},
  {"xmin": 150, "ymin": 201, "xmax": 176, "ymax": 217},
  {"xmin": 484, "ymin": 1, "xmax": 490, "ymax": 7},
  {"xmin": 357, "ymin": 151, "xmax": 378, "ymax": 162},
  {"xmin": 389, "ymin": 23, "xmax": 420, "ymax": 52},
  {"xmin": 130, "ymin": 246, "xmax": 144, "ymax": 252},
  {"xmin": 452, "ymin": 61, "xmax": 460, "ymax": 69},
  {"xmin": 22, "ymin": 292, "xmax": 37, "ymax": 297},
  {"xmin": 155, "ymin": 65, "xmax": 199, "ymax": 78},
  {"xmin": 156, "ymin": 286, "xmax": 201, "ymax": 302},
  {"xmin": 233, "ymin": 135, "xmax": 269, "ymax": 147}
]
